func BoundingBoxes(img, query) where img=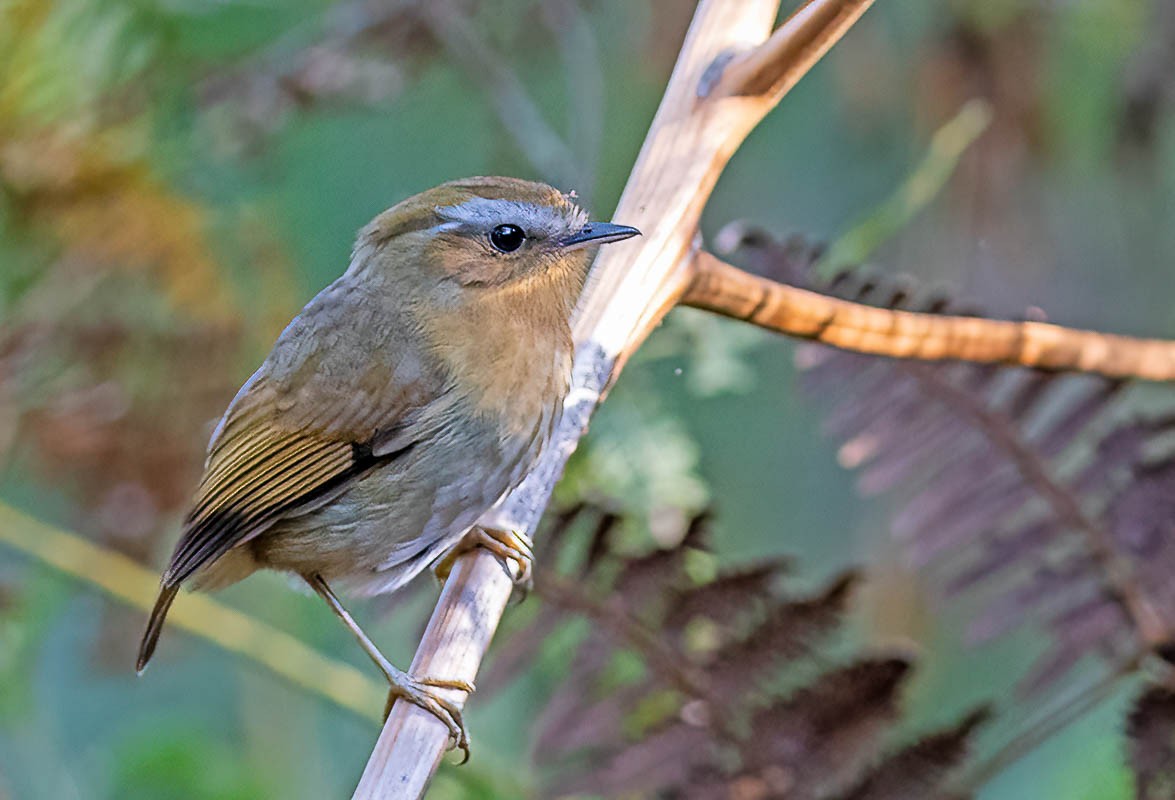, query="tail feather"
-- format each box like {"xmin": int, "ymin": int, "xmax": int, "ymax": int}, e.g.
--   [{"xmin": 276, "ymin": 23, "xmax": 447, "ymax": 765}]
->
[{"xmin": 137, "ymin": 583, "xmax": 179, "ymax": 674}]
